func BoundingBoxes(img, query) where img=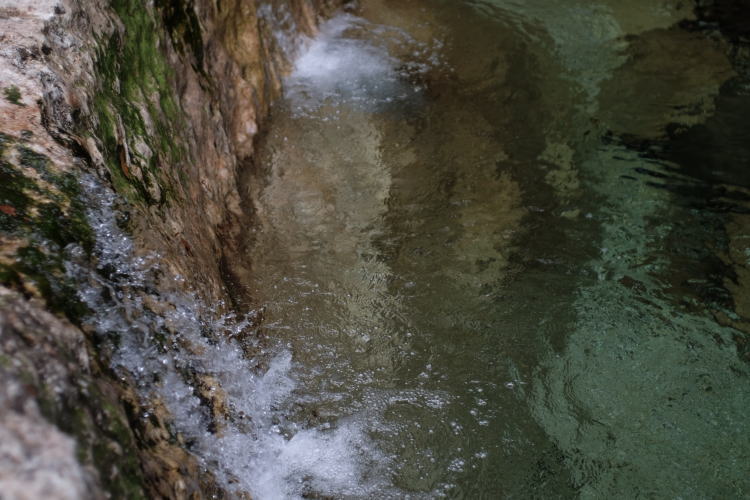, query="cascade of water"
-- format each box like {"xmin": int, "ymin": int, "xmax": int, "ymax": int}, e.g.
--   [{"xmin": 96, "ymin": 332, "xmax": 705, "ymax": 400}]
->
[
  {"xmin": 7, "ymin": 0, "xmax": 745, "ymax": 497},
  {"xmin": 284, "ymin": 13, "xmax": 442, "ymax": 115},
  {"xmin": 67, "ymin": 173, "xmax": 403, "ymax": 498},
  {"xmin": 258, "ymin": 2, "xmax": 302, "ymax": 63}
]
